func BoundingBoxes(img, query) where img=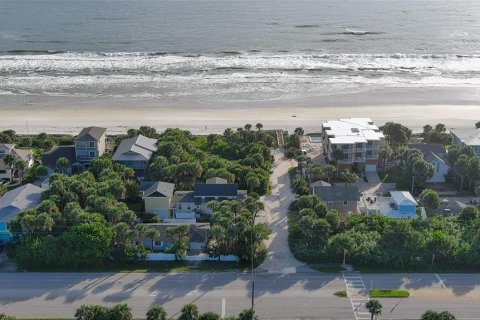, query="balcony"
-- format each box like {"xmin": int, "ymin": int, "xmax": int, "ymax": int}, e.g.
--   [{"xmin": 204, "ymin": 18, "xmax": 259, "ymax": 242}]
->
[
  {"xmin": 366, "ymin": 155, "xmax": 379, "ymax": 160},
  {"xmin": 366, "ymin": 144, "xmax": 380, "ymax": 150},
  {"xmin": 354, "ymin": 147, "xmax": 366, "ymax": 152},
  {"xmin": 353, "ymin": 157, "xmax": 366, "ymax": 162},
  {"xmin": 339, "ymin": 158, "xmax": 354, "ymax": 164}
]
